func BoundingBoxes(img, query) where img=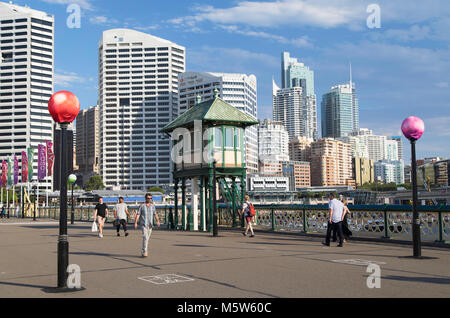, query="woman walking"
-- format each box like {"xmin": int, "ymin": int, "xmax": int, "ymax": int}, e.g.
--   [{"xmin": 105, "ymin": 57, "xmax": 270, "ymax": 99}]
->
[
  {"xmin": 241, "ymin": 195, "xmax": 255, "ymax": 237},
  {"xmin": 341, "ymin": 200, "xmax": 353, "ymax": 242}
]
